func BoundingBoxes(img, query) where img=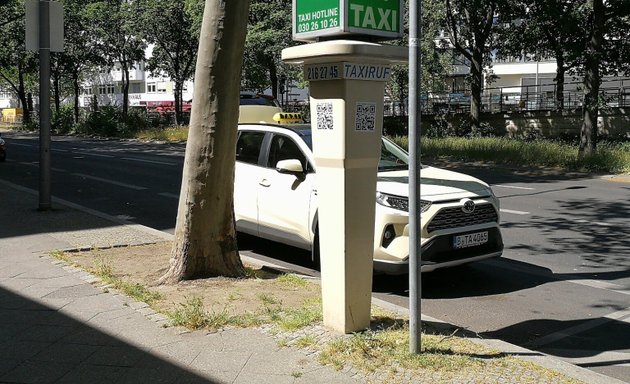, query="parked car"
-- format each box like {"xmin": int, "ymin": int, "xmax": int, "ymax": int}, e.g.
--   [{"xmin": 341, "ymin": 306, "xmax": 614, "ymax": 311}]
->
[
  {"xmin": 0, "ymin": 133, "xmax": 6, "ymax": 162},
  {"xmin": 234, "ymin": 122, "xmax": 503, "ymax": 274}
]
